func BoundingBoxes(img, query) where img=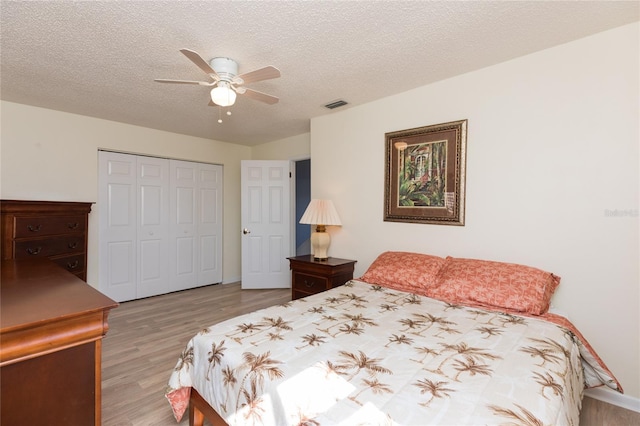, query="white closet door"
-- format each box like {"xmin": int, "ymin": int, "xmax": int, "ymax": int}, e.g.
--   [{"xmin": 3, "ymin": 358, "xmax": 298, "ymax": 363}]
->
[
  {"xmin": 100, "ymin": 152, "xmax": 223, "ymax": 300},
  {"xmin": 169, "ymin": 160, "xmax": 198, "ymax": 292},
  {"xmin": 136, "ymin": 156, "xmax": 170, "ymax": 298},
  {"xmin": 99, "ymin": 151, "xmax": 137, "ymax": 302},
  {"xmin": 169, "ymin": 160, "xmax": 223, "ymax": 290},
  {"xmin": 197, "ymin": 163, "xmax": 223, "ymax": 286}
]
